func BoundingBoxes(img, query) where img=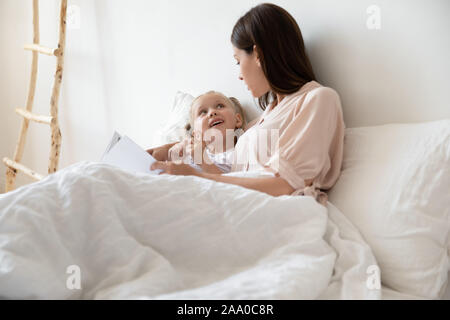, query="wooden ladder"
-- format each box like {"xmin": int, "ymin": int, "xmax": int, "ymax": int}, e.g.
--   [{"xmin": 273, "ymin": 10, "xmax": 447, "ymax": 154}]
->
[{"xmin": 3, "ymin": 0, "xmax": 67, "ymax": 192}]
